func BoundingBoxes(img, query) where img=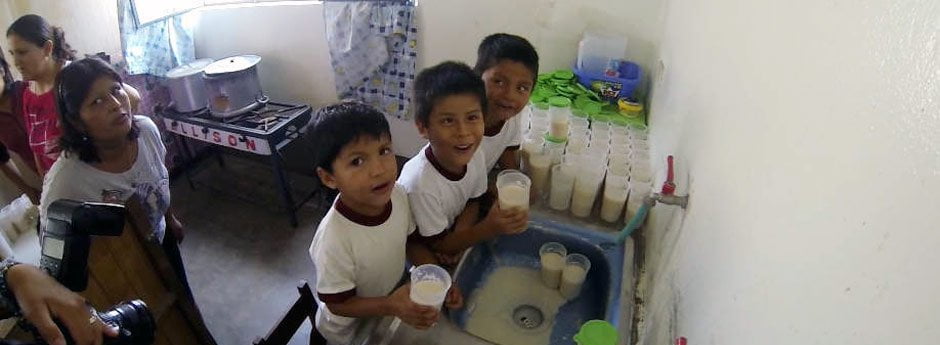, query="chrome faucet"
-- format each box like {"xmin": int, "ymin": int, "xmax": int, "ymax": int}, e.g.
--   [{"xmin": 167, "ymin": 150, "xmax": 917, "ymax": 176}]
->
[
  {"xmin": 647, "ymin": 192, "xmax": 688, "ymax": 209},
  {"xmin": 617, "ymin": 155, "xmax": 689, "ymax": 244}
]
